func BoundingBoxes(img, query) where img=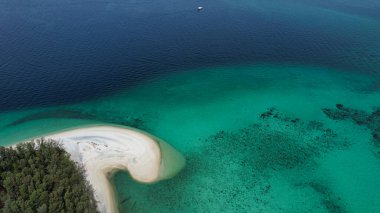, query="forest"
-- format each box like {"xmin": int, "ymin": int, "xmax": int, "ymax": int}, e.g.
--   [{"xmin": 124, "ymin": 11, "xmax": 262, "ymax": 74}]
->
[{"xmin": 0, "ymin": 139, "xmax": 99, "ymax": 213}]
